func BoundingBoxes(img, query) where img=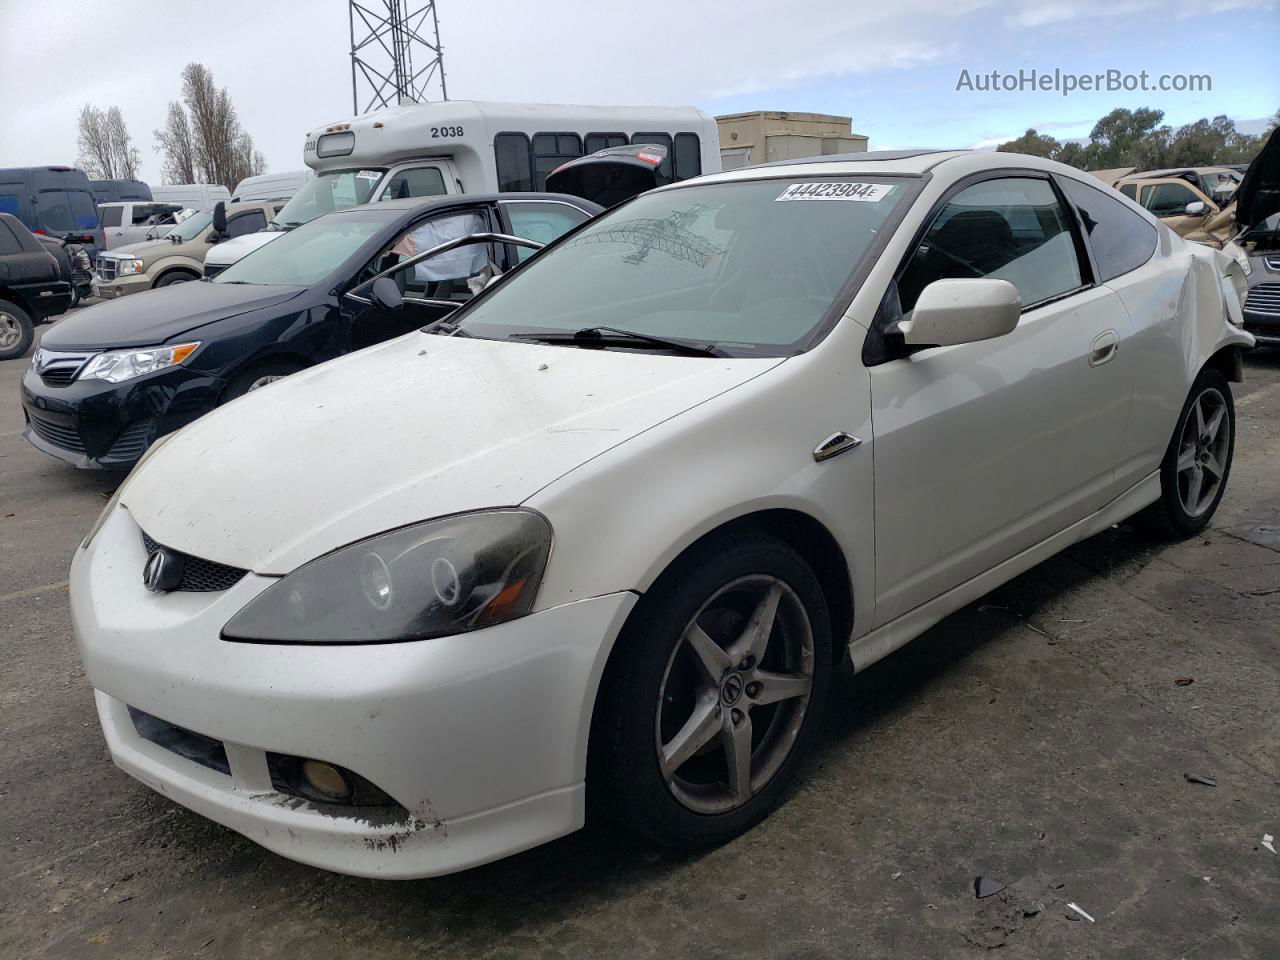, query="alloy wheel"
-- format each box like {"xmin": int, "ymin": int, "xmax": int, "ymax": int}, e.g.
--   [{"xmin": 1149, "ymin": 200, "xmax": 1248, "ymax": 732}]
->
[
  {"xmin": 0, "ymin": 312, "xmax": 20, "ymax": 350},
  {"xmin": 1176, "ymin": 386, "xmax": 1231, "ymax": 517},
  {"xmin": 248, "ymin": 374, "xmax": 286, "ymax": 391},
  {"xmin": 655, "ymin": 575, "xmax": 815, "ymax": 815}
]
